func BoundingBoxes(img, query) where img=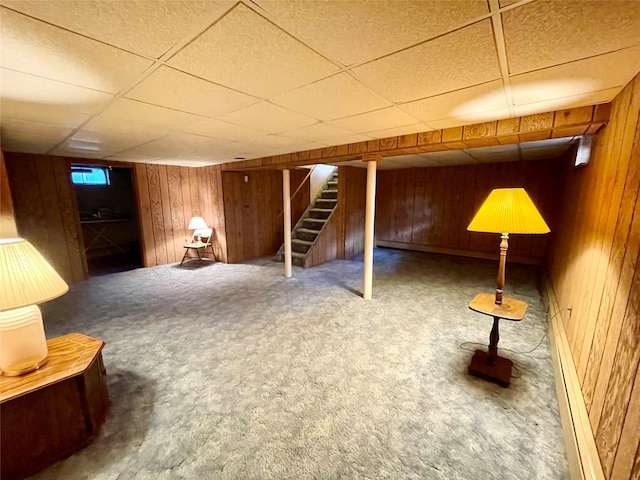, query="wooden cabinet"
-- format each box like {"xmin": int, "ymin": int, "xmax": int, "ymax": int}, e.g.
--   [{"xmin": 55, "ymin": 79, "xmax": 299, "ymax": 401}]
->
[{"xmin": 0, "ymin": 333, "xmax": 109, "ymax": 480}]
